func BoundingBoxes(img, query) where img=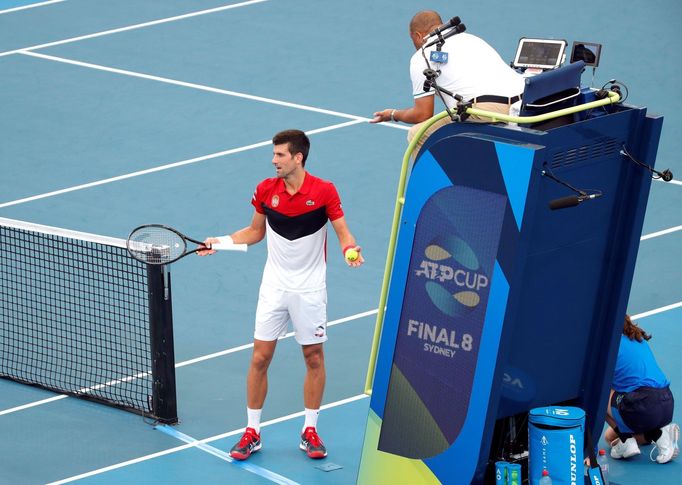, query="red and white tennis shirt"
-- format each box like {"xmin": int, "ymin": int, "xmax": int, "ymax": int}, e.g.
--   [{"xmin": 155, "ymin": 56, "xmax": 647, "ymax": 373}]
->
[{"xmin": 252, "ymin": 172, "xmax": 344, "ymax": 292}]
